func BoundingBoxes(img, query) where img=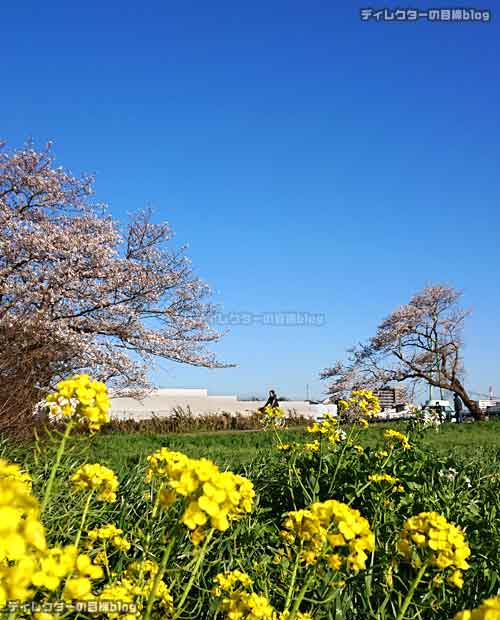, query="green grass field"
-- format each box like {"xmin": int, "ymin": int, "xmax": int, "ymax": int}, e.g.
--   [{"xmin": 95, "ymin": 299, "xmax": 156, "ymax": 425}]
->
[
  {"xmin": 2, "ymin": 418, "xmax": 500, "ymax": 619},
  {"xmin": 6, "ymin": 419, "xmax": 499, "ymax": 476},
  {"xmin": 91, "ymin": 419, "xmax": 500, "ymax": 469}
]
